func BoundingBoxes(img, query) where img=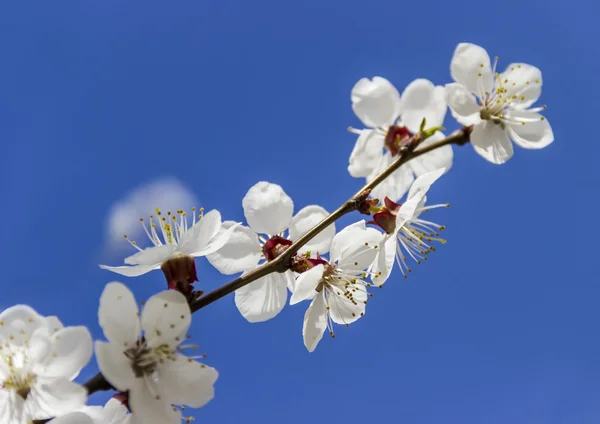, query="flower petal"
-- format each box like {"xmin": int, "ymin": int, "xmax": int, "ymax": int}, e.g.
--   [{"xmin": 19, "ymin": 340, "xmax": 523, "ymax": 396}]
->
[
  {"xmin": 177, "ymin": 209, "xmax": 222, "ymax": 256},
  {"xmin": 284, "ymin": 270, "xmax": 298, "ymax": 293},
  {"xmin": 141, "ymin": 290, "xmax": 191, "ymax": 348},
  {"xmin": 0, "ymin": 305, "xmax": 45, "ymax": 346},
  {"xmin": 124, "ymin": 245, "xmax": 176, "ymax": 266},
  {"xmin": 328, "ymin": 287, "xmax": 366, "ymax": 325},
  {"xmin": 290, "ymin": 264, "xmax": 324, "ymax": 305},
  {"xmin": 444, "ymin": 82, "xmax": 482, "ymax": 126},
  {"xmin": 399, "ymin": 79, "xmax": 447, "ymax": 133},
  {"xmin": 471, "ymin": 121, "xmax": 514, "ymax": 164},
  {"xmin": 409, "ymin": 131, "xmax": 454, "ymax": 177},
  {"xmin": 450, "ymin": 42, "xmax": 493, "ymax": 96},
  {"xmin": 505, "ymin": 110, "xmax": 553, "ymax": 149},
  {"xmin": 289, "ymin": 205, "xmax": 335, "ymax": 254},
  {"xmin": 206, "ymin": 222, "xmax": 262, "ymax": 275},
  {"xmin": 189, "ymin": 222, "xmax": 242, "ymax": 257},
  {"xmin": 351, "ymin": 77, "xmax": 401, "ymax": 128},
  {"xmin": 48, "ymin": 411, "xmax": 95, "ymax": 424},
  {"xmin": 94, "ymin": 341, "xmax": 136, "ymax": 392},
  {"xmin": 348, "ymin": 129, "xmax": 385, "ymax": 178},
  {"xmin": 332, "ymin": 221, "xmax": 382, "ymax": 272},
  {"xmin": 302, "ymin": 293, "xmax": 328, "ymax": 352},
  {"xmin": 128, "ymin": 378, "xmax": 180, "ymax": 424},
  {"xmin": 158, "ymin": 354, "xmax": 218, "ymax": 408},
  {"xmin": 243, "ymin": 182, "xmax": 294, "ymax": 235},
  {"xmin": 234, "ymin": 273, "xmax": 288, "ymax": 323},
  {"xmin": 499, "ymin": 63, "xmax": 542, "ymax": 109},
  {"xmin": 370, "ymin": 235, "xmax": 397, "ymax": 285},
  {"xmin": 29, "ymin": 377, "xmax": 87, "ymax": 419},
  {"xmin": 98, "ymin": 264, "xmax": 159, "ymax": 278},
  {"xmin": 39, "ymin": 326, "xmax": 93, "ymax": 380},
  {"xmin": 407, "ymin": 167, "xmax": 446, "ymax": 201},
  {"xmin": 43, "ymin": 316, "xmax": 64, "ymax": 334},
  {"xmin": 369, "ymin": 152, "xmax": 415, "ymax": 203},
  {"xmin": 98, "ymin": 282, "xmax": 140, "ymax": 348},
  {"xmin": 102, "ymin": 398, "xmax": 130, "ymax": 423}
]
